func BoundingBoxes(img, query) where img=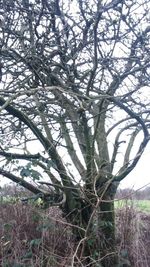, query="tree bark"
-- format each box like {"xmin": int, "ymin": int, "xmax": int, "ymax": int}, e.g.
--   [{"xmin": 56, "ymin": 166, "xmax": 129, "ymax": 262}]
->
[
  {"xmin": 62, "ymin": 186, "xmax": 119, "ymax": 267},
  {"xmin": 98, "ymin": 199, "xmax": 117, "ymax": 267}
]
